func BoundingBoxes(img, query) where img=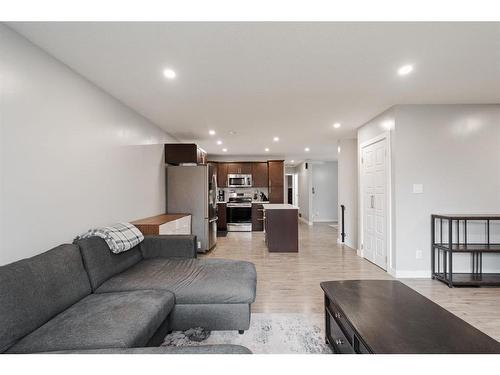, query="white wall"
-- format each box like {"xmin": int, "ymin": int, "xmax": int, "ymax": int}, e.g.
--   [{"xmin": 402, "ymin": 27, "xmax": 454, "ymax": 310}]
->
[
  {"xmin": 0, "ymin": 24, "xmax": 176, "ymax": 265},
  {"xmin": 312, "ymin": 162, "xmax": 338, "ymax": 222},
  {"xmin": 297, "ymin": 161, "xmax": 312, "ymax": 223},
  {"xmin": 394, "ymin": 104, "xmax": 500, "ymax": 275},
  {"xmin": 358, "ymin": 104, "xmax": 500, "ymax": 277},
  {"xmin": 337, "ymin": 139, "xmax": 358, "ymax": 249}
]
